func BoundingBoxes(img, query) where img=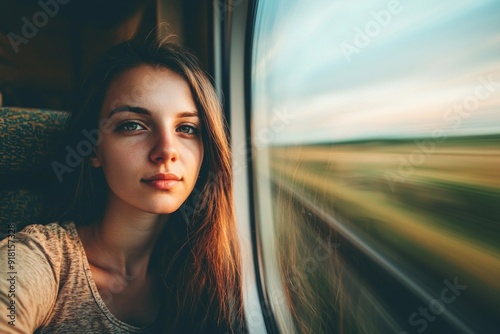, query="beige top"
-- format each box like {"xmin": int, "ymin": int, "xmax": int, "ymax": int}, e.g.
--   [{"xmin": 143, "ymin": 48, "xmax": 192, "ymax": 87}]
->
[{"xmin": 0, "ymin": 222, "xmax": 161, "ymax": 333}]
